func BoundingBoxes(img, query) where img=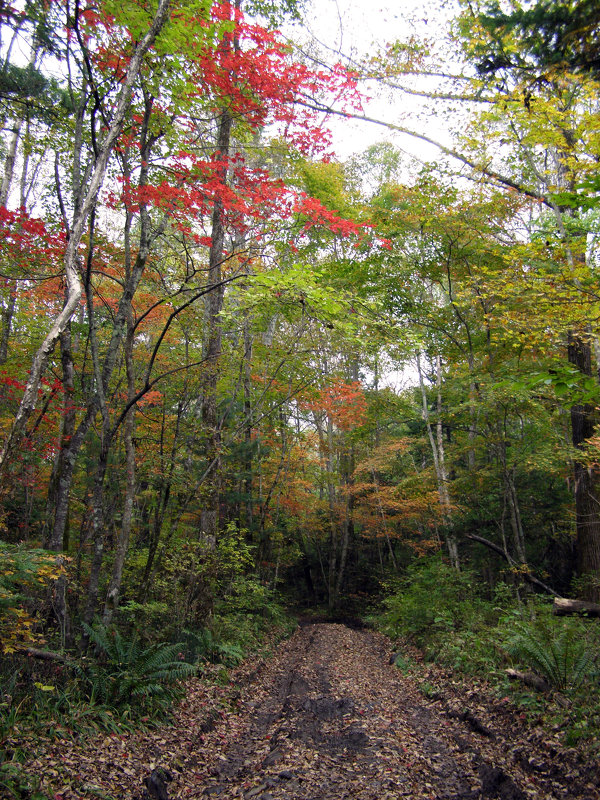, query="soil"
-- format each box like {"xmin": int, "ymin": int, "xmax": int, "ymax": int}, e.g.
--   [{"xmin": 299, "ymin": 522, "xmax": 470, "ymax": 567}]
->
[{"xmin": 27, "ymin": 623, "xmax": 600, "ymax": 799}]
